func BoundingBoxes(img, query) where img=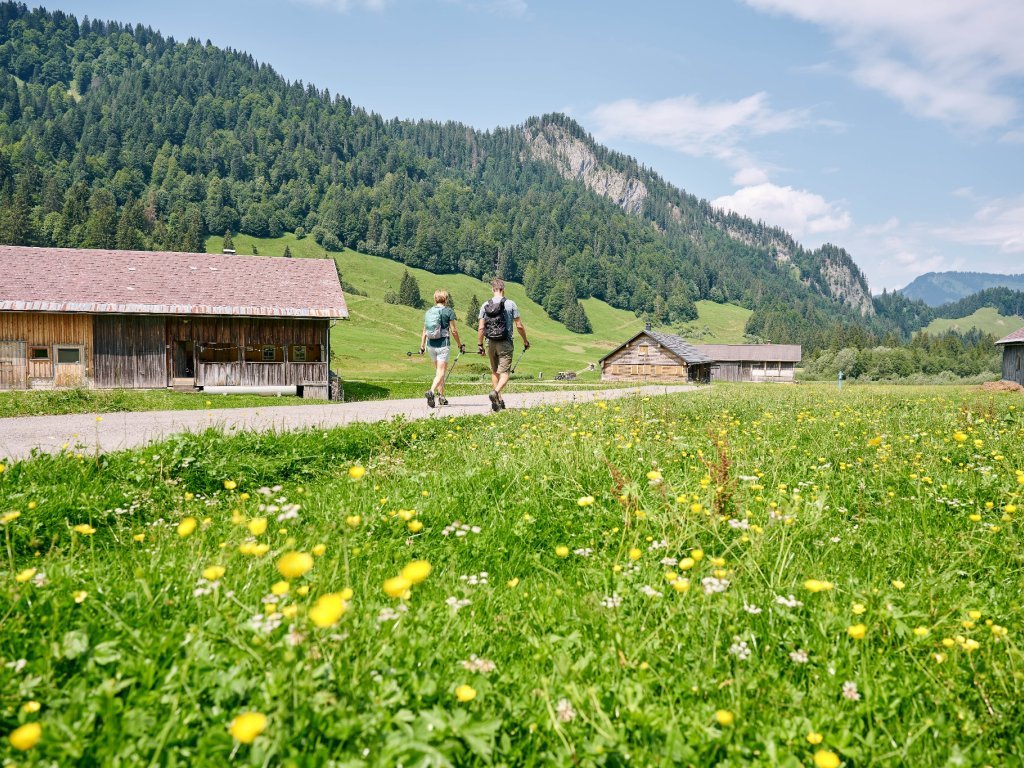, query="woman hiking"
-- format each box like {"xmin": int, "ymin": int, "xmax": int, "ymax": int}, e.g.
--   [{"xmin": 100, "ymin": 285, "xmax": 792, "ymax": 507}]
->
[{"xmin": 420, "ymin": 289, "xmax": 465, "ymax": 408}]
